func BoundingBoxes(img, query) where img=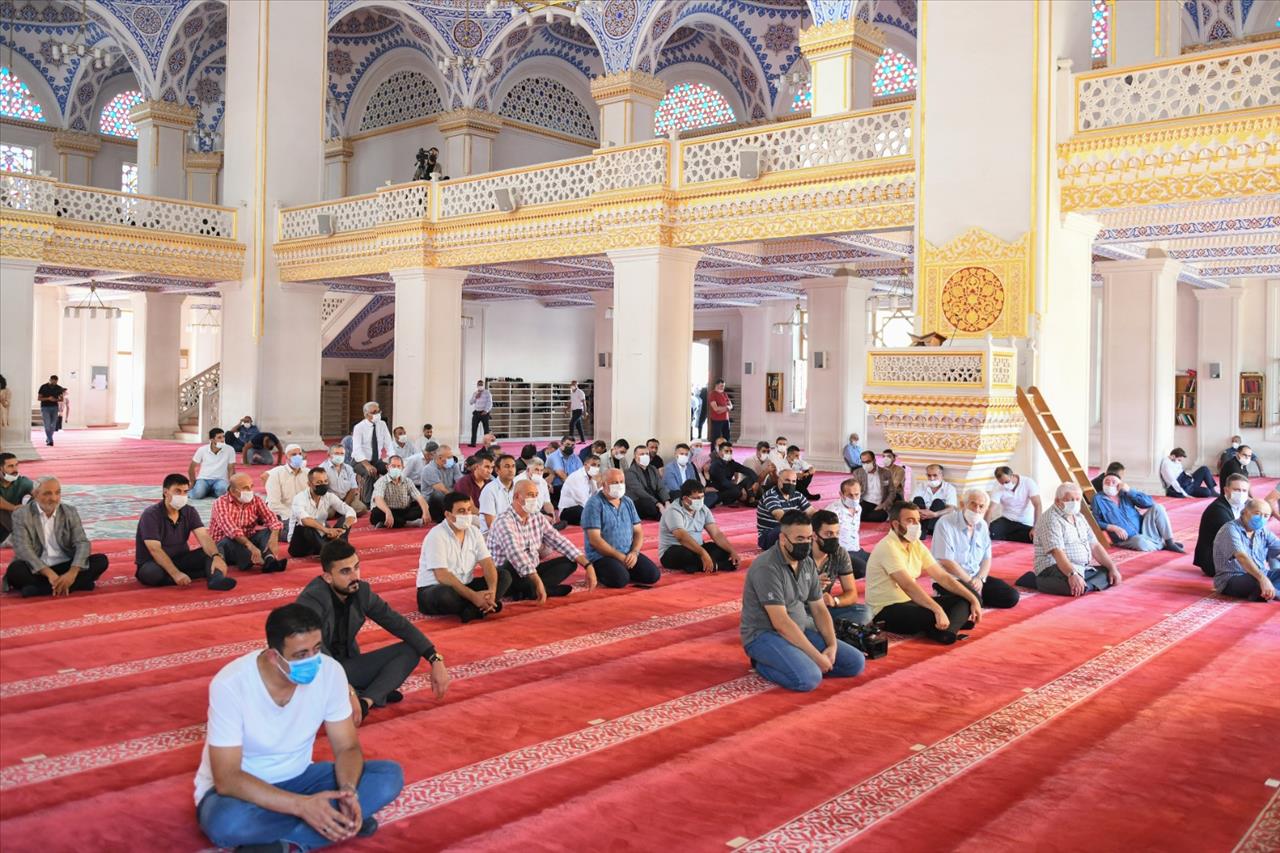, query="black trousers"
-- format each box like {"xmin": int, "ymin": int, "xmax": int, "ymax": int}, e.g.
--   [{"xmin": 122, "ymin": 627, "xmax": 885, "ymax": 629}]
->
[
  {"xmin": 876, "ymin": 592, "xmax": 972, "ymax": 644},
  {"xmin": 355, "ymin": 460, "xmax": 387, "ymax": 508},
  {"xmin": 499, "ymin": 557, "xmax": 577, "ymax": 599},
  {"xmin": 370, "ymin": 503, "xmax": 423, "ymax": 528},
  {"xmin": 136, "ymin": 548, "xmax": 214, "ymax": 586},
  {"xmin": 5, "ymin": 554, "xmax": 109, "ymax": 595},
  {"xmin": 848, "ymin": 549, "xmax": 870, "ymax": 579},
  {"xmin": 630, "ymin": 493, "xmax": 664, "ymax": 521},
  {"xmin": 592, "ymin": 554, "xmax": 661, "ymax": 587},
  {"xmin": 417, "ymin": 573, "xmax": 513, "ymax": 620},
  {"xmin": 427, "ymin": 492, "xmax": 448, "ymax": 523},
  {"xmin": 989, "ymin": 517, "xmax": 1034, "ymax": 543},
  {"xmin": 569, "ymin": 410, "xmax": 586, "ymax": 442},
  {"xmin": 0, "ymin": 508, "xmax": 13, "ymax": 539},
  {"xmin": 661, "ymin": 542, "xmax": 737, "ymax": 573},
  {"xmin": 559, "ymin": 505, "xmax": 584, "ymax": 526},
  {"xmin": 796, "ymin": 472, "xmax": 815, "ymax": 496},
  {"xmin": 860, "ymin": 500, "xmax": 889, "ymax": 523},
  {"xmin": 288, "ymin": 523, "xmax": 349, "ymax": 558},
  {"xmin": 218, "ymin": 528, "xmax": 279, "ymax": 569},
  {"xmin": 912, "ymin": 498, "xmax": 950, "ymax": 536},
  {"xmin": 709, "ymin": 419, "xmax": 730, "ymax": 444},
  {"xmin": 470, "ymin": 411, "xmax": 491, "ymax": 445},
  {"xmin": 341, "ymin": 642, "xmax": 420, "ymax": 707},
  {"xmin": 1034, "ymin": 565, "xmax": 1110, "ymax": 596},
  {"xmin": 714, "ymin": 468, "xmax": 757, "ymax": 507},
  {"xmin": 975, "ymin": 576, "xmax": 1021, "ymax": 608}
]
